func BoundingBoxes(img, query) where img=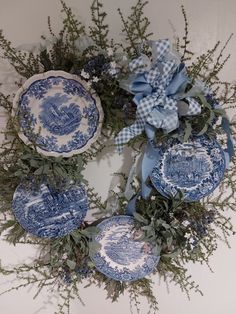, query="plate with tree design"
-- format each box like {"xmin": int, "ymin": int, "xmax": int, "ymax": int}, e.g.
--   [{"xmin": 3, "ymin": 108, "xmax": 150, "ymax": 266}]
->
[{"xmin": 13, "ymin": 70, "xmax": 103, "ymax": 157}]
